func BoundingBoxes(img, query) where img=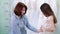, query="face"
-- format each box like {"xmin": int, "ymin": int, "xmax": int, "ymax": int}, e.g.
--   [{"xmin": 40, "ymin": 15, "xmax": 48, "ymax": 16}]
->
[{"xmin": 20, "ymin": 7, "xmax": 26, "ymax": 16}]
